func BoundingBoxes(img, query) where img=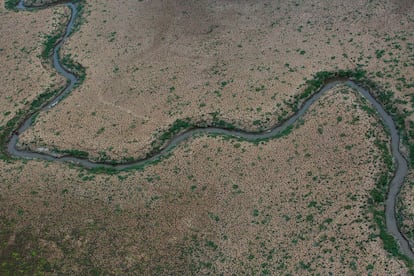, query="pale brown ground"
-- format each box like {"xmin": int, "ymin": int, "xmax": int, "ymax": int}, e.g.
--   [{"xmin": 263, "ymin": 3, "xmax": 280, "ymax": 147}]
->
[
  {"xmin": 0, "ymin": 0, "xmax": 67, "ymax": 126},
  {"xmin": 399, "ymin": 172, "xmax": 414, "ymax": 251},
  {"xmin": 17, "ymin": 0, "xmax": 414, "ymax": 161},
  {"xmin": 0, "ymin": 85, "xmax": 408, "ymax": 274},
  {"xmin": 1, "ymin": 0, "xmax": 414, "ymax": 274}
]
